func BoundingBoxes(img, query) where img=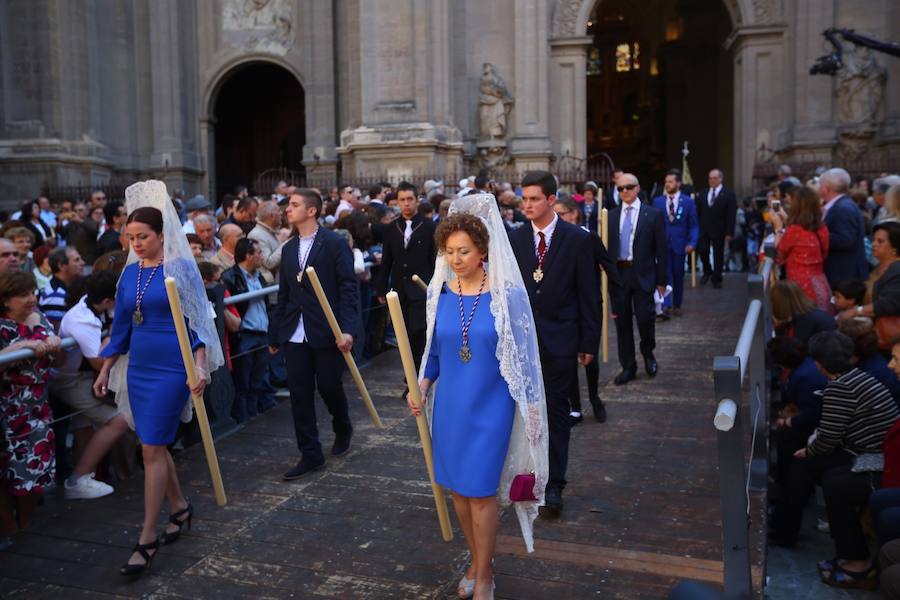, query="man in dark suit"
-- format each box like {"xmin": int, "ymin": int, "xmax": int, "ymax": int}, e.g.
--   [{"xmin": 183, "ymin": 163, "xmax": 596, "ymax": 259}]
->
[
  {"xmin": 269, "ymin": 189, "xmax": 360, "ymax": 481},
  {"xmin": 376, "ymin": 181, "xmax": 436, "ymax": 372},
  {"xmin": 696, "ymin": 169, "xmax": 737, "ymax": 289},
  {"xmin": 820, "ymin": 167, "xmax": 868, "ymax": 287},
  {"xmin": 607, "ymin": 173, "xmax": 667, "ymax": 385},
  {"xmin": 510, "ymin": 171, "xmax": 601, "ymax": 516},
  {"xmin": 651, "ymin": 169, "xmax": 699, "ymax": 317}
]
